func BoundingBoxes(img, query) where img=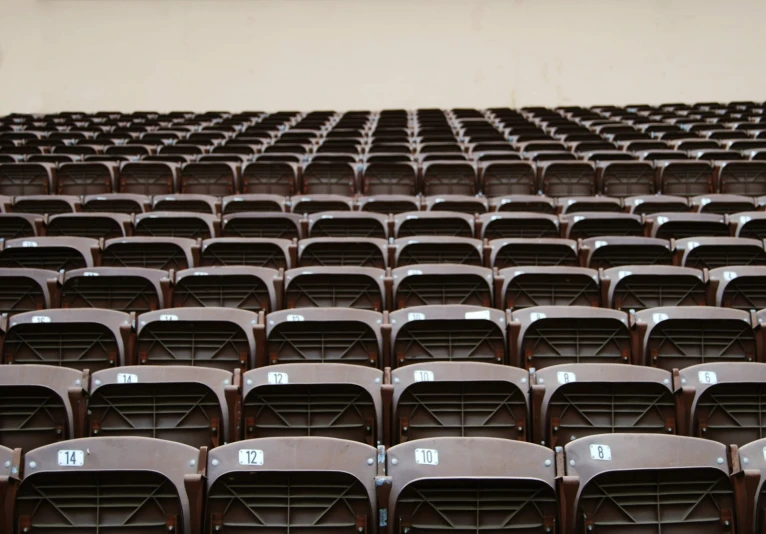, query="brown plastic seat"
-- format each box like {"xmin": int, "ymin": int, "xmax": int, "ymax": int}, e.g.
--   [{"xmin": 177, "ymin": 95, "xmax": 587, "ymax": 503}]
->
[
  {"xmin": 676, "ymin": 362, "xmax": 766, "ymax": 446},
  {"xmin": 424, "ymin": 194, "xmax": 488, "ymax": 214},
  {"xmin": 421, "ymin": 160, "xmax": 477, "ymax": 195},
  {"xmin": 597, "ymin": 161, "xmax": 656, "ymax": 197},
  {"xmin": 206, "ymin": 437, "xmax": 376, "ymax": 534},
  {"xmin": 307, "ymin": 210, "xmax": 388, "ymax": 238},
  {"xmin": 561, "ymin": 212, "xmax": 644, "ymax": 239},
  {"xmin": 102, "ymin": 236, "xmax": 198, "ymax": 270},
  {"xmin": 356, "ymin": 194, "xmax": 420, "ymax": 214},
  {"xmin": 2, "ymin": 308, "xmax": 132, "ymax": 371},
  {"xmin": 732, "ymin": 211, "xmax": 766, "ymax": 239},
  {"xmin": 173, "ymin": 266, "xmax": 279, "ymax": 313},
  {"xmin": 137, "ymin": 307, "xmax": 260, "ymax": 371},
  {"xmin": 290, "ymin": 194, "xmax": 354, "ymax": 214},
  {"xmin": 490, "ymin": 194, "xmax": 557, "ymax": 213},
  {"xmin": 240, "ymin": 161, "xmax": 297, "ymax": 195},
  {"xmin": 562, "ymin": 434, "xmax": 736, "ymax": 534},
  {"xmin": 691, "ymin": 194, "xmax": 756, "ymax": 214},
  {"xmin": 557, "ymin": 196, "xmax": 622, "ymax": 214},
  {"xmin": 716, "ymin": 161, "xmax": 766, "ymax": 195},
  {"xmin": 179, "ymin": 162, "xmax": 238, "ymax": 195},
  {"xmin": 82, "ymin": 193, "xmax": 150, "ymax": 214},
  {"xmin": 532, "ymin": 364, "xmax": 675, "ymax": 448},
  {"xmin": 539, "ymin": 161, "xmax": 597, "ymax": 197},
  {"xmin": 200, "ymin": 237, "xmax": 292, "ymax": 269},
  {"xmin": 646, "ymin": 212, "xmax": 729, "ymax": 239},
  {"xmin": 390, "ymin": 362, "xmax": 529, "ymax": 442},
  {"xmin": 486, "ymin": 238, "xmax": 579, "ymax": 268},
  {"xmin": 602, "ymin": 265, "xmax": 707, "ymax": 310},
  {"xmin": 0, "ymin": 268, "xmax": 56, "ymax": 316},
  {"xmin": 222, "ymin": 212, "xmax": 301, "ymax": 239},
  {"xmin": 393, "ymin": 236, "xmax": 483, "ymax": 266},
  {"xmin": 676, "ymin": 237, "xmax": 766, "ymax": 268},
  {"xmin": 477, "ymin": 212, "xmax": 559, "ymax": 239},
  {"xmin": 0, "ymin": 213, "xmax": 43, "ymax": 239},
  {"xmin": 242, "ymin": 364, "xmax": 383, "ymax": 444},
  {"xmin": 134, "ymin": 211, "xmax": 219, "ymax": 239},
  {"xmin": 284, "ymin": 266, "xmax": 385, "ymax": 310},
  {"xmin": 0, "ymin": 163, "xmax": 55, "ymax": 195},
  {"xmin": 634, "ymin": 306, "xmax": 756, "ymax": 369},
  {"xmin": 658, "ymin": 160, "xmax": 714, "ymax": 196},
  {"xmin": 480, "ymin": 161, "xmax": 537, "ymax": 196},
  {"xmin": 390, "ymin": 305, "xmax": 507, "ymax": 367},
  {"xmin": 46, "ymin": 212, "xmax": 132, "ymax": 239},
  {"xmin": 361, "ymin": 161, "xmax": 417, "ymax": 195},
  {"xmin": 12, "ymin": 194, "xmax": 80, "ymax": 215},
  {"xmin": 152, "ymin": 194, "xmax": 220, "ymax": 214},
  {"xmin": 118, "ymin": 161, "xmax": 178, "ymax": 195},
  {"xmin": 220, "ymin": 194, "xmax": 286, "ymax": 214},
  {"xmin": 265, "ymin": 308, "xmax": 382, "ymax": 367},
  {"xmin": 497, "ymin": 266, "xmax": 600, "ymax": 309},
  {"xmin": 0, "ymin": 365, "xmax": 87, "ymax": 449},
  {"xmin": 88, "ymin": 366, "xmax": 236, "ymax": 448},
  {"xmin": 15, "ymin": 437, "xmax": 204, "ymax": 534},
  {"xmin": 510, "ymin": 306, "xmax": 631, "ymax": 369},
  {"xmin": 299, "ymin": 237, "xmax": 388, "ymax": 268},
  {"xmin": 56, "ymin": 162, "xmax": 116, "ymax": 195},
  {"xmin": 387, "ymin": 437, "xmax": 557, "ymax": 534},
  {"xmin": 392, "ymin": 264, "xmax": 492, "ymax": 308},
  {"xmin": 61, "ymin": 267, "xmax": 169, "ymax": 313},
  {"xmin": 107, "ymin": 144, "xmax": 155, "ymax": 157},
  {"xmin": 393, "ymin": 211, "xmax": 474, "ymax": 237},
  {"xmin": 0, "ymin": 236, "xmax": 97, "ymax": 270},
  {"xmin": 709, "ymin": 266, "xmax": 766, "ymax": 310},
  {"xmin": 300, "ymin": 162, "xmax": 356, "ymax": 195}
]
